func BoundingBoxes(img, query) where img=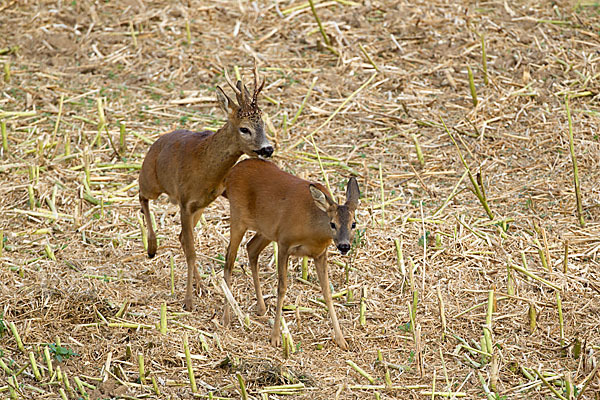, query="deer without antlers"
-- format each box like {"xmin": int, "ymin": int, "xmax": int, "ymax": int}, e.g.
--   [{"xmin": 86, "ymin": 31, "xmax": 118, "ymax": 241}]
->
[
  {"xmin": 139, "ymin": 63, "xmax": 273, "ymax": 311},
  {"xmin": 223, "ymin": 158, "xmax": 360, "ymax": 349}
]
